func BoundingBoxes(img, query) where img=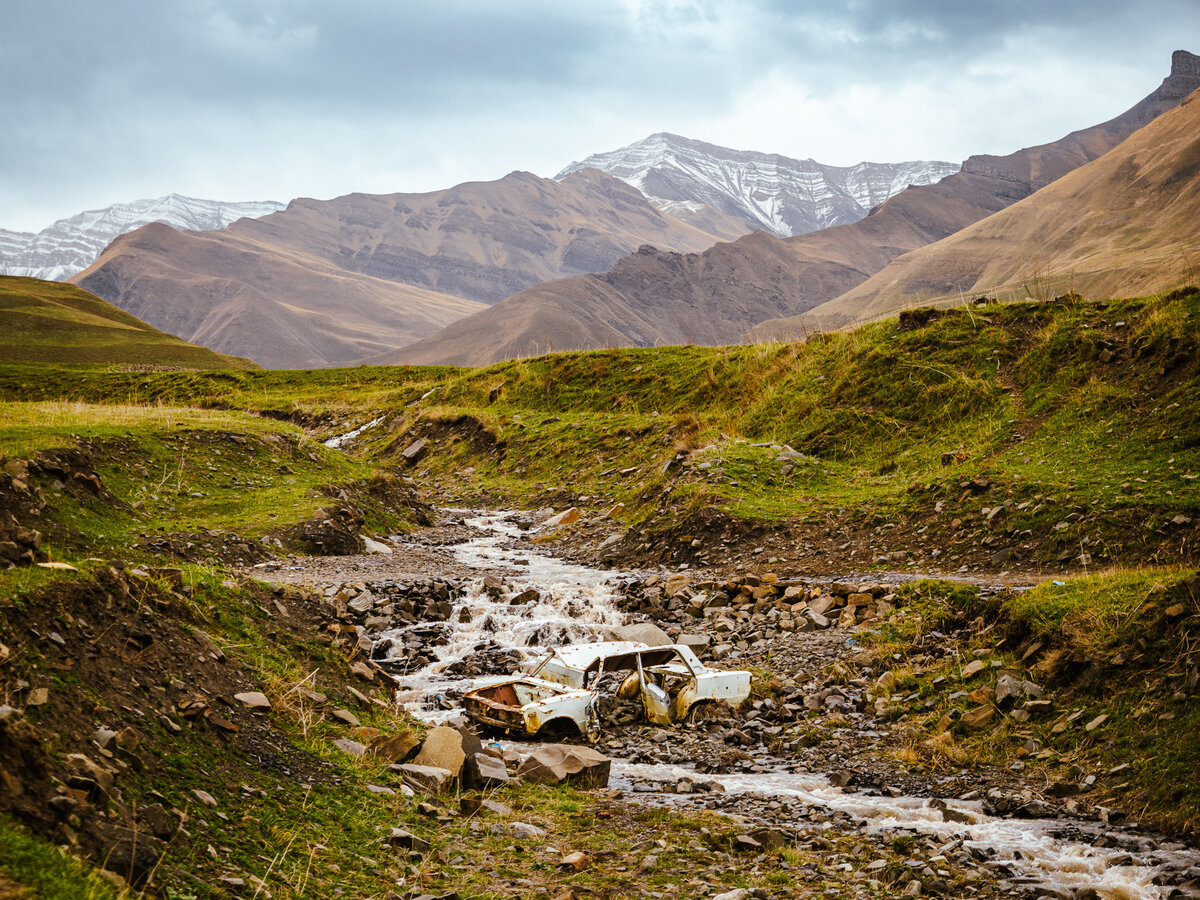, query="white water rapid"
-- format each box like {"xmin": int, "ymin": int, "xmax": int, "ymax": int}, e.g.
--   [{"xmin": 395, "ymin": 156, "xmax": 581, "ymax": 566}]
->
[
  {"xmin": 323, "ymin": 416, "xmax": 384, "ymax": 449},
  {"xmin": 612, "ymin": 763, "xmax": 1196, "ymax": 900},
  {"xmin": 383, "ymin": 510, "xmax": 627, "ymax": 704}
]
